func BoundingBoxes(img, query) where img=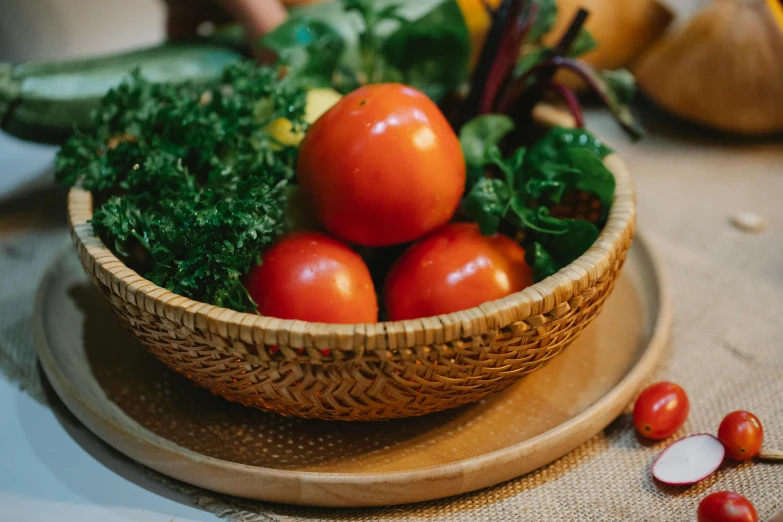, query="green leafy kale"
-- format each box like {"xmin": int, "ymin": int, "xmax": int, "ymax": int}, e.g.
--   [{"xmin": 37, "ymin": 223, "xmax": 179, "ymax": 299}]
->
[
  {"xmin": 55, "ymin": 61, "xmax": 308, "ymax": 312},
  {"xmin": 260, "ymin": 0, "xmax": 470, "ymax": 101},
  {"xmin": 460, "ymin": 114, "xmax": 615, "ymax": 281}
]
